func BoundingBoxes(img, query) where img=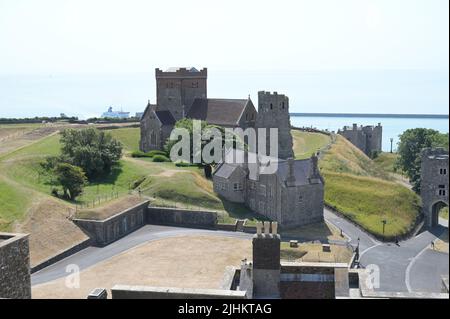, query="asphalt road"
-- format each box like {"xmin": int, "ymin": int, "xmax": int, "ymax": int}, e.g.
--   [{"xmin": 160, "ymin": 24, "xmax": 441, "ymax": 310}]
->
[{"xmin": 32, "ymin": 209, "xmax": 449, "ymax": 293}]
